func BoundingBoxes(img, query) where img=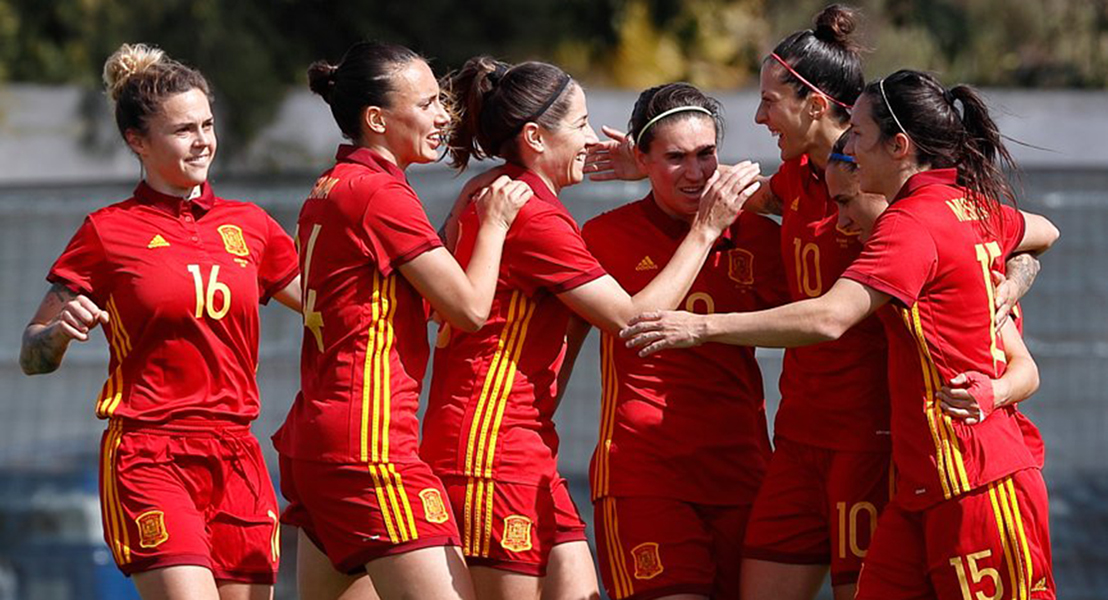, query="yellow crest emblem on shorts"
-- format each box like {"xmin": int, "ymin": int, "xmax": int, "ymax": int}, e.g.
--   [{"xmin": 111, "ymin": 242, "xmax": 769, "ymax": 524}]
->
[
  {"xmin": 500, "ymin": 515, "xmax": 533, "ymax": 553},
  {"xmin": 218, "ymin": 224, "xmax": 250, "ymax": 257},
  {"xmin": 420, "ymin": 488, "xmax": 450, "ymax": 524},
  {"xmin": 631, "ymin": 542, "xmax": 664, "ymax": 580},
  {"xmin": 727, "ymin": 248, "xmax": 755, "ymax": 285},
  {"xmin": 136, "ymin": 510, "xmax": 170, "ymax": 549}
]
